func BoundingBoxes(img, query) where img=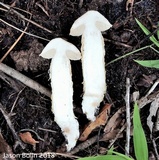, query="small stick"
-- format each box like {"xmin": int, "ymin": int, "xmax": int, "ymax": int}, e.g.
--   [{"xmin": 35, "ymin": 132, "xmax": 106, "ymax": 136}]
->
[
  {"xmin": 136, "ymin": 25, "xmax": 159, "ymax": 48},
  {"xmin": 108, "ymin": 122, "xmax": 126, "ymax": 149},
  {"xmin": 0, "ymin": 26, "xmax": 27, "ymax": 62},
  {"xmin": 0, "ymin": 18, "xmax": 50, "ymax": 41},
  {"xmin": 0, "ymin": 63, "xmax": 51, "ymax": 98},
  {"xmin": 38, "ymin": 127, "xmax": 56, "ymax": 133},
  {"xmin": 0, "ymin": 7, "xmax": 7, "ymax": 11},
  {"xmin": 155, "ymin": 109, "xmax": 159, "ymax": 131},
  {"xmin": 104, "ymin": 38, "xmax": 132, "ymax": 49},
  {"xmin": 138, "ymin": 90, "xmax": 159, "ymax": 109},
  {"xmin": 125, "ymin": 78, "xmax": 131, "ymax": 156},
  {"xmin": 70, "ymin": 135, "xmax": 102, "ymax": 155},
  {"xmin": 105, "ymin": 92, "xmax": 115, "ymax": 108},
  {"xmin": 0, "ymin": 71, "xmax": 25, "ymax": 92},
  {"xmin": 35, "ymin": 2, "xmax": 49, "ymax": 17},
  {"xmin": 0, "ymin": 103, "xmax": 25, "ymax": 149},
  {"xmin": 151, "ymin": 137, "xmax": 159, "ymax": 160},
  {"xmin": 10, "ymin": 88, "xmax": 25, "ymax": 113},
  {"xmin": 145, "ymin": 79, "xmax": 159, "ymax": 97},
  {"xmin": 0, "ymin": 2, "xmax": 52, "ymax": 33}
]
